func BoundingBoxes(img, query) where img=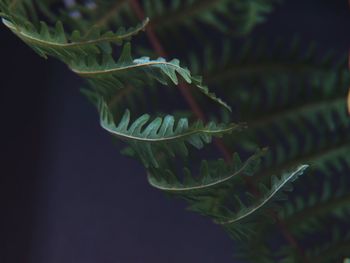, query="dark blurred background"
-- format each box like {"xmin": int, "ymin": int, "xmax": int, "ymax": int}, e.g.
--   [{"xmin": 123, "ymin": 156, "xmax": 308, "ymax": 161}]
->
[{"xmin": 1, "ymin": 1, "xmax": 349, "ymax": 262}]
